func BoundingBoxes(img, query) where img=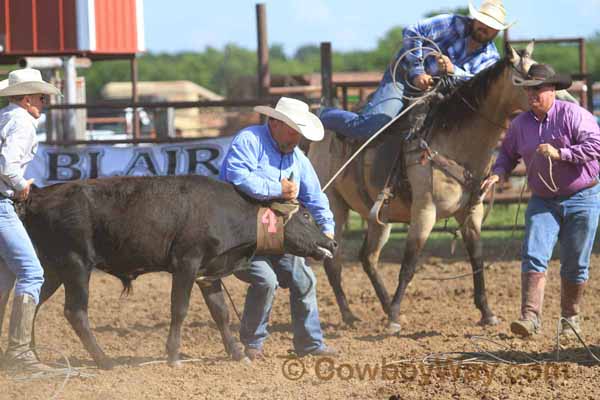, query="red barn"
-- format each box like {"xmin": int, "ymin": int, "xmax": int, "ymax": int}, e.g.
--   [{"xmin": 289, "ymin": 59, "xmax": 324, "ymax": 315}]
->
[{"xmin": 0, "ymin": 0, "xmax": 144, "ymax": 57}]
